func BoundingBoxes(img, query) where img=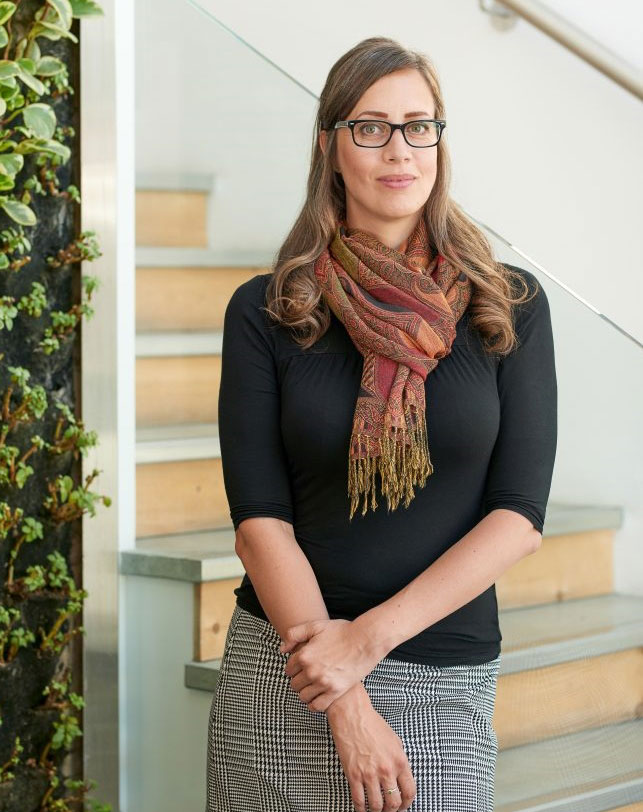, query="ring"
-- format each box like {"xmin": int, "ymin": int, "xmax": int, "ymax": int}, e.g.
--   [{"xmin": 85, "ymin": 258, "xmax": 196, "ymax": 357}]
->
[{"xmin": 384, "ymin": 787, "xmax": 400, "ymax": 794}]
